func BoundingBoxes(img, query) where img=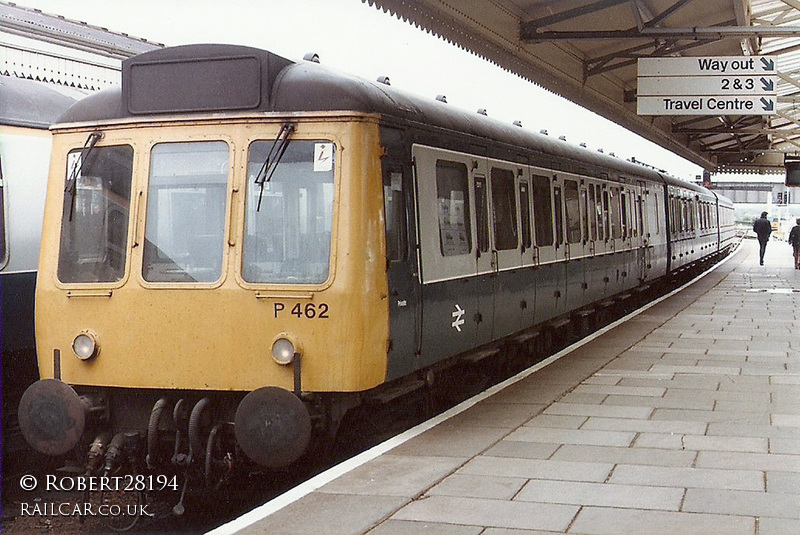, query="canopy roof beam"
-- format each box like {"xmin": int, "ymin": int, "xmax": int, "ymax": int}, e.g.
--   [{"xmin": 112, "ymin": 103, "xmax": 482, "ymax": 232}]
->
[{"xmin": 522, "ymin": 24, "xmax": 800, "ymax": 42}]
